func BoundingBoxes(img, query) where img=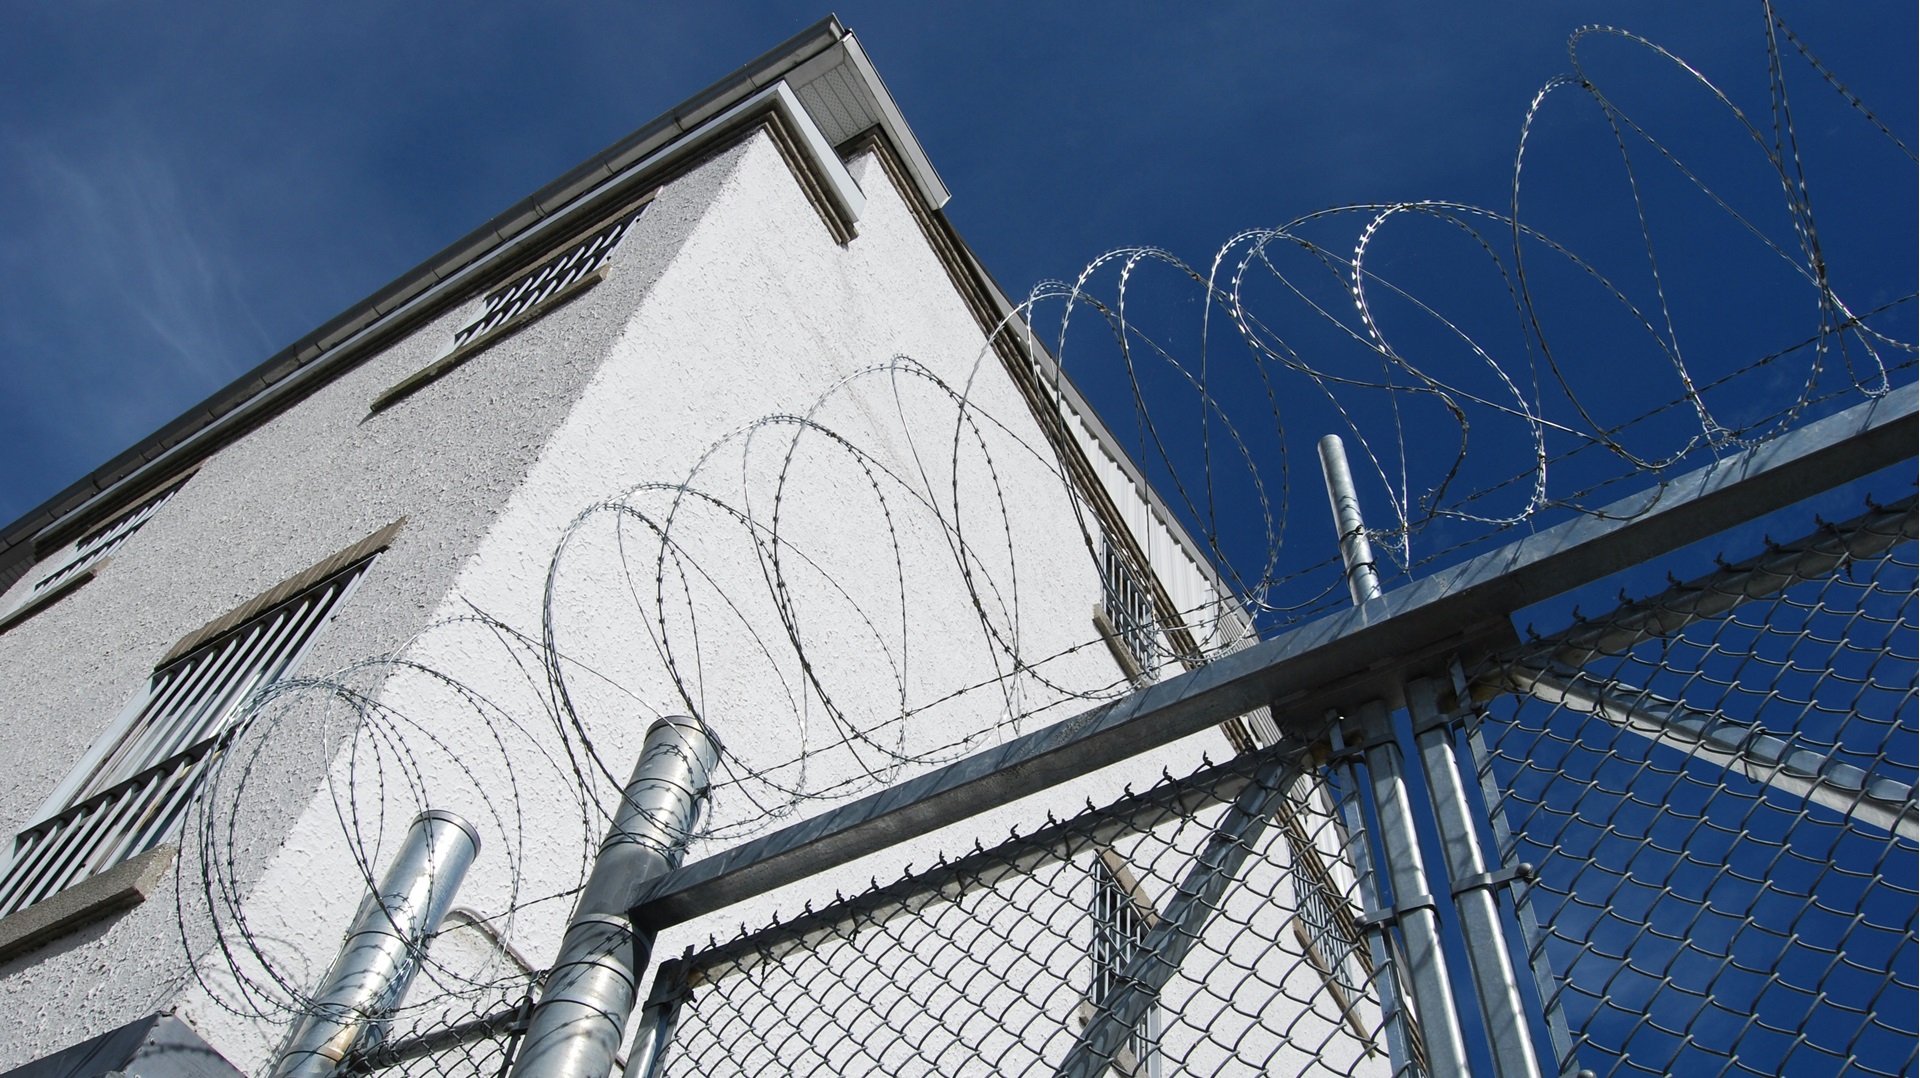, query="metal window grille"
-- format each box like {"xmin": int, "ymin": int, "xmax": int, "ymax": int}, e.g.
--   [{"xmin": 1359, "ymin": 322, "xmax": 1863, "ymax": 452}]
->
[
  {"xmin": 1091, "ymin": 853, "xmax": 1162, "ymax": 1077},
  {"xmin": 1103, "ymin": 540, "xmax": 1159, "ymax": 677},
  {"xmin": 451, "ymin": 209, "xmax": 644, "ymax": 350},
  {"xmin": 1283, "ymin": 809, "xmax": 1371, "ymax": 1040},
  {"xmin": 26, "ymin": 479, "xmax": 186, "ymax": 599},
  {"xmin": 0, "ymin": 560, "xmax": 370, "ymax": 916}
]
